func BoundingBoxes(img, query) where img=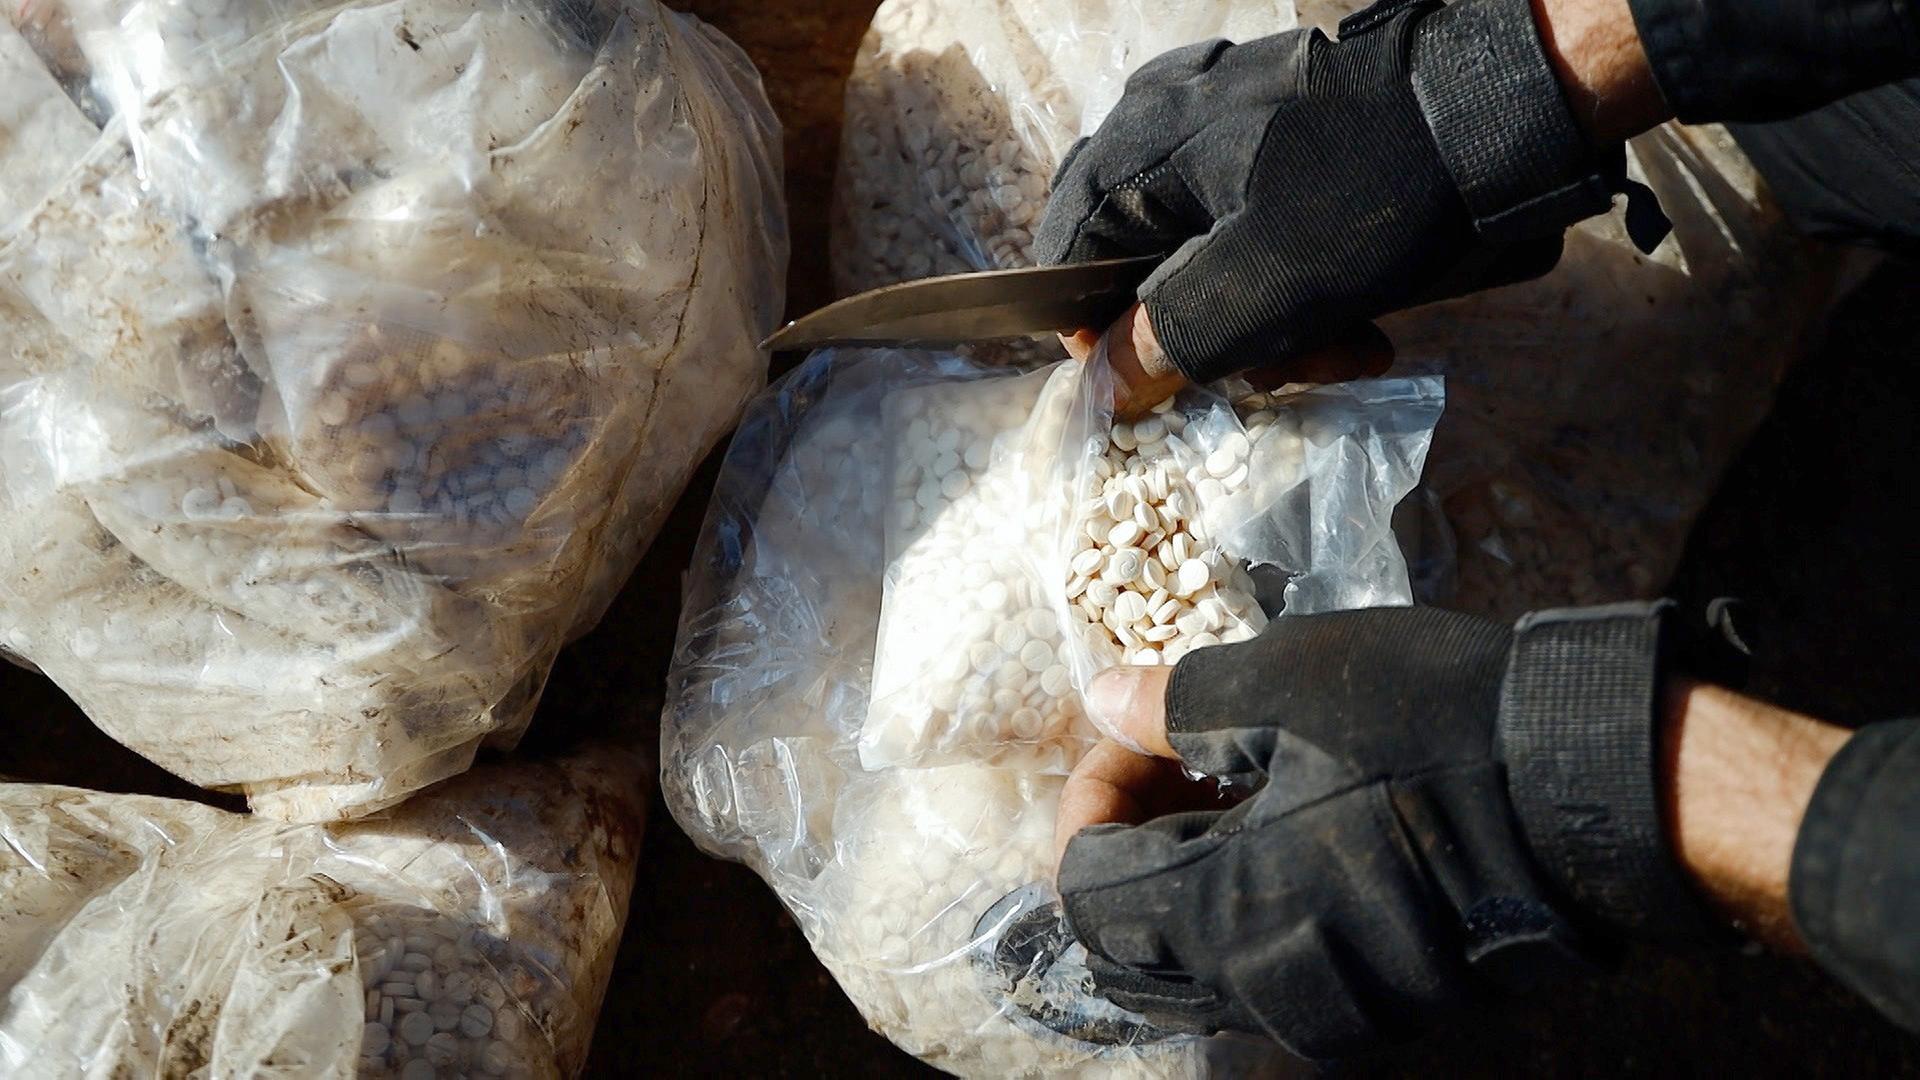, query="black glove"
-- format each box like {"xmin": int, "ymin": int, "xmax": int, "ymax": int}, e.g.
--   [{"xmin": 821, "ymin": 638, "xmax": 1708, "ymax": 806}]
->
[
  {"xmin": 1034, "ymin": 0, "xmax": 1663, "ymax": 386},
  {"xmin": 1058, "ymin": 603, "xmax": 1716, "ymax": 1059}
]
